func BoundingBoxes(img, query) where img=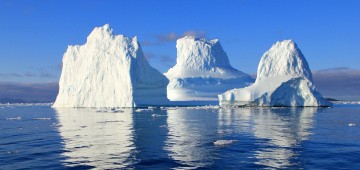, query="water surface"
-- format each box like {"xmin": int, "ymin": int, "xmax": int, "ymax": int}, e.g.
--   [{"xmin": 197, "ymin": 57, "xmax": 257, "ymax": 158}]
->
[{"xmin": 0, "ymin": 104, "xmax": 359, "ymax": 169}]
